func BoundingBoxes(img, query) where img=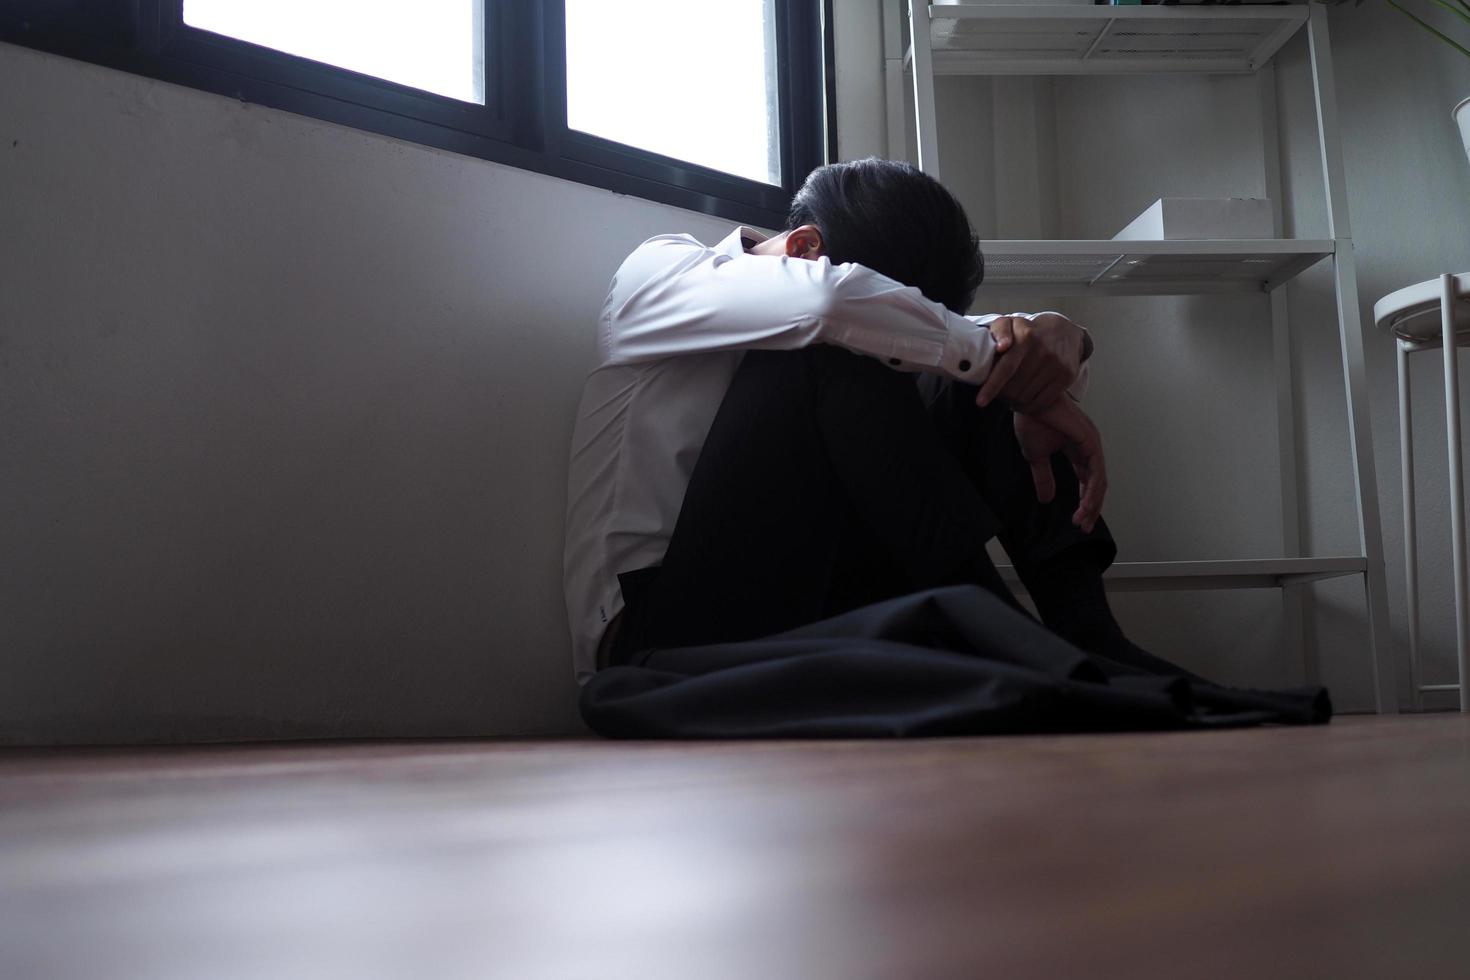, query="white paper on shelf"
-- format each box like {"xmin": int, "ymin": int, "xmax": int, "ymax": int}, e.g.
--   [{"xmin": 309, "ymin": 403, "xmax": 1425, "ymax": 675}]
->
[{"xmin": 1113, "ymin": 198, "xmax": 1274, "ymax": 241}]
